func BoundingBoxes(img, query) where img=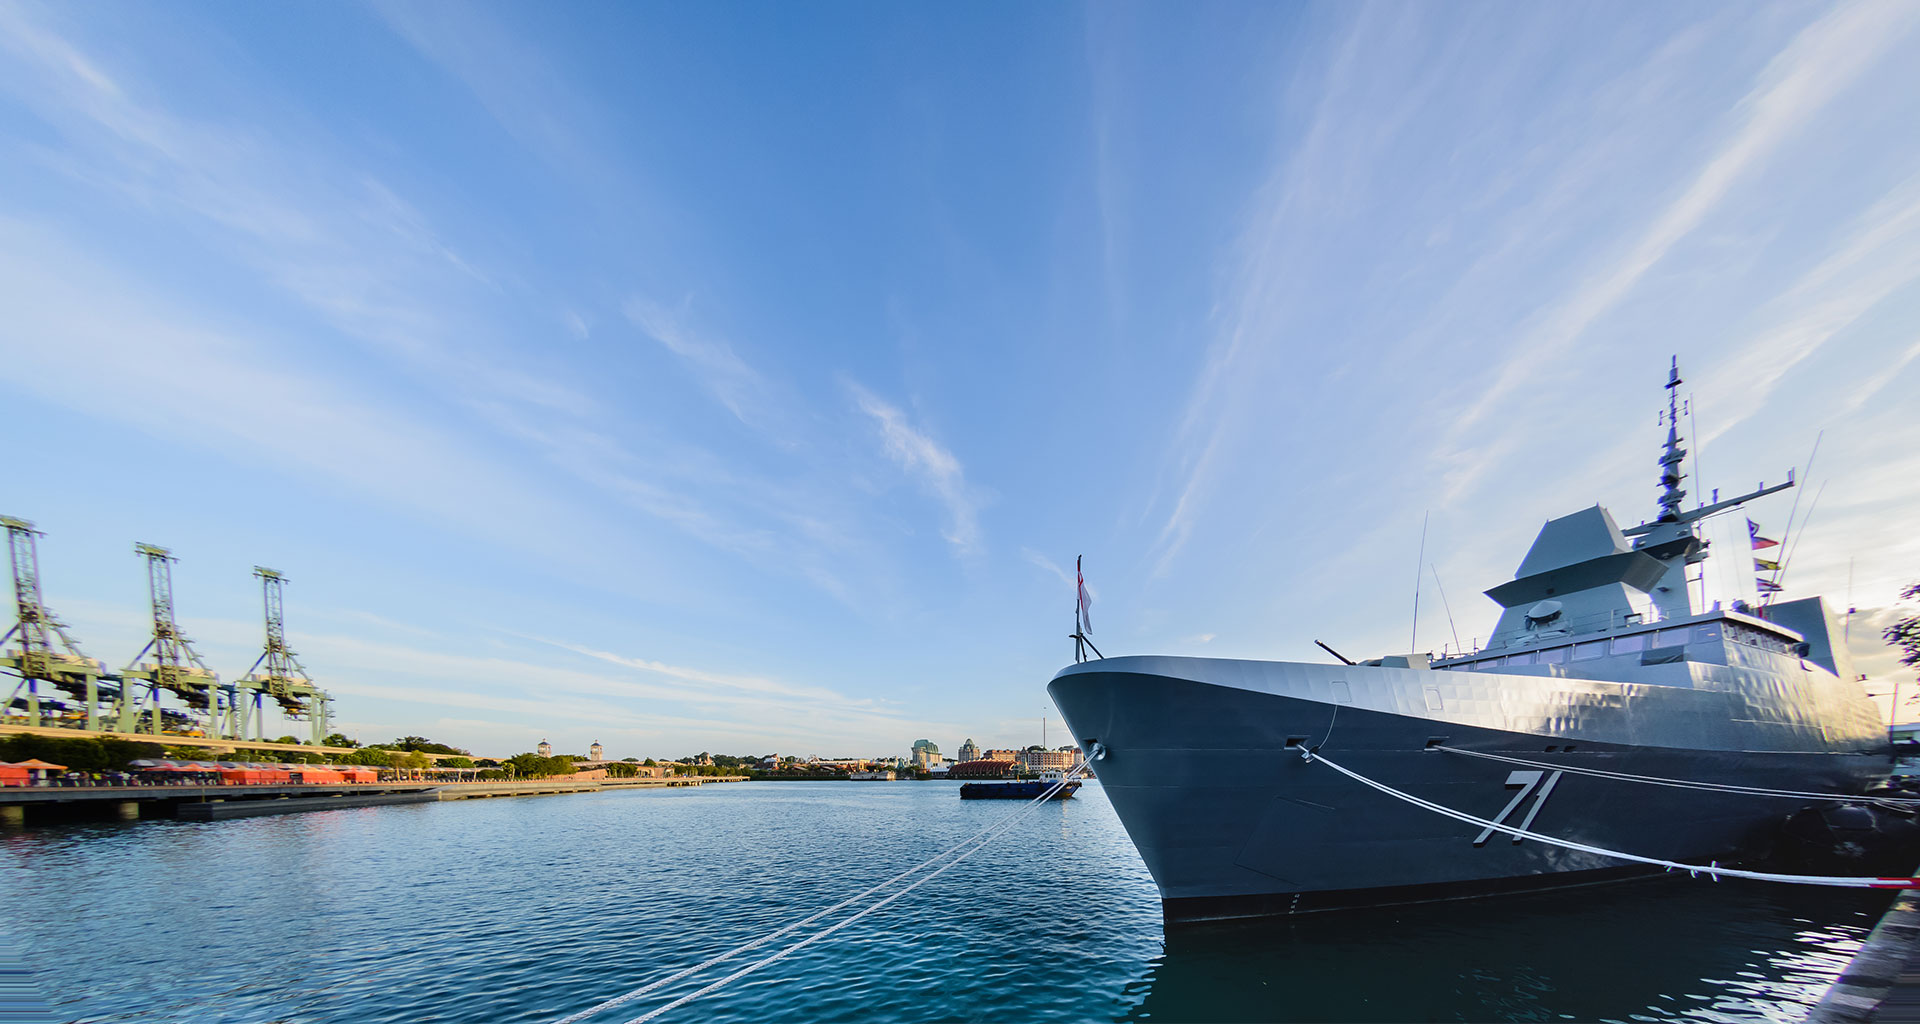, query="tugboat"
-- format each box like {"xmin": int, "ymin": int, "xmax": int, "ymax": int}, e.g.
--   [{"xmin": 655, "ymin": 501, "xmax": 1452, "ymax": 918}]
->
[
  {"xmin": 1049, "ymin": 358, "xmax": 1885, "ymax": 924},
  {"xmin": 960, "ymin": 768, "xmax": 1081, "ymax": 800}
]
